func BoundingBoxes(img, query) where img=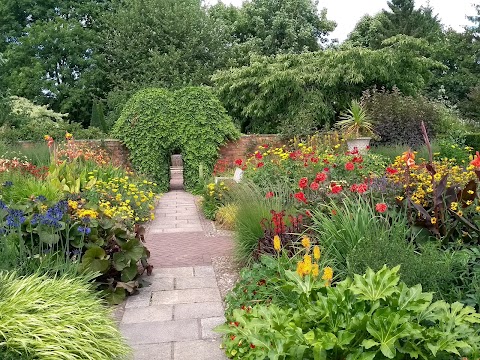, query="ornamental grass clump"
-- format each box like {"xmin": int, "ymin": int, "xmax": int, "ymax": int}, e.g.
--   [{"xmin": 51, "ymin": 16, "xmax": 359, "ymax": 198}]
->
[{"xmin": 0, "ymin": 271, "xmax": 130, "ymax": 360}]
